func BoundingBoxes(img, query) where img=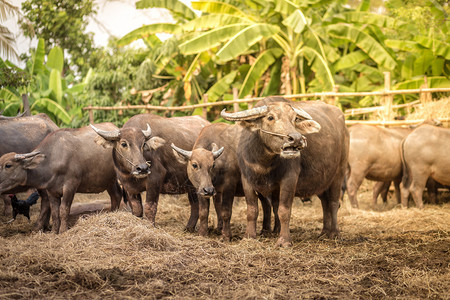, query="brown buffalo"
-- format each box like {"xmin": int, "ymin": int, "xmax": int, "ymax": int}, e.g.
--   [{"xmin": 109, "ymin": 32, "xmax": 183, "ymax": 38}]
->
[
  {"xmin": 346, "ymin": 125, "xmax": 411, "ymax": 208},
  {"xmin": 91, "ymin": 114, "xmax": 209, "ymax": 231},
  {"xmin": 346, "ymin": 120, "xmax": 442, "ymax": 208},
  {"xmin": 0, "ymin": 113, "xmax": 58, "ymax": 219},
  {"xmin": 0, "ymin": 123, "xmax": 123, "ymax": 233},
  {"xmin": 171, "ymin": 123, "xmax": 277, "ymax": 240},
  {"xmin": 221, "ymin": 97, "xmax": 349, "ymax": 247},
  {"xmin": 400, "ymin": 125, "xmax": 450, "ymax": 208}
]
